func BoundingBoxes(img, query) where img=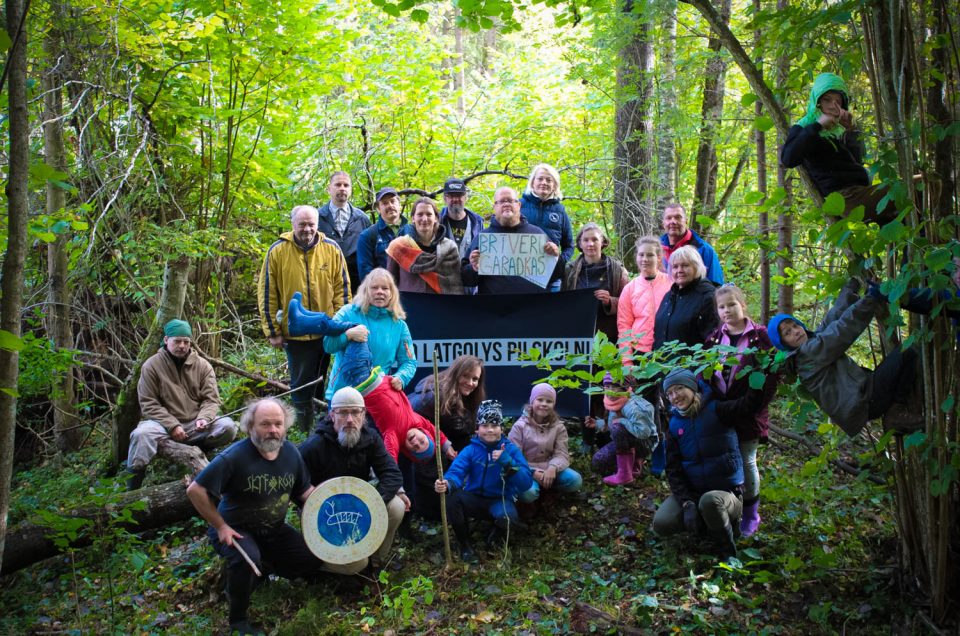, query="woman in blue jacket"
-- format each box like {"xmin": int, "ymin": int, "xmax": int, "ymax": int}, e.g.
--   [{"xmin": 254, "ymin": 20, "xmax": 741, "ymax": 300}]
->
[
  {"xmin": 520, "ymin": 163, "xmax": 574, "ymax": 287},
  {"xmin": 652, "ymin": 369, "xmax": 763, "ymax": 560},
  {"xmin": 323, "ymin": 268, "xmax": 417, "ymax": 401}
]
